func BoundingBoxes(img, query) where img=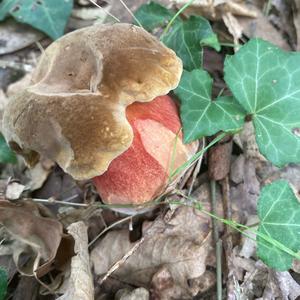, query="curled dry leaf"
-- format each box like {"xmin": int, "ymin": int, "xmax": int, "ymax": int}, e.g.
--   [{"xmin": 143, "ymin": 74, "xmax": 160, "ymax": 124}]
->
[
  {"xmin": 0, "ymin": 200, "xmax": 72, "ymax": 276},
  {"xmin": 238, "ymin": 7, "xmax": 290, "ymax": 50},
  {"xmin": 91, "ymin": 206, "xmax": 212, "ymax": 298},
  {"xmin": 174, "ymin": 0, "xmax": 257, "ymax": 21},
  {"xmin": 58, "ymin": 221, "xmax": 93, "ymax": 300}
]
